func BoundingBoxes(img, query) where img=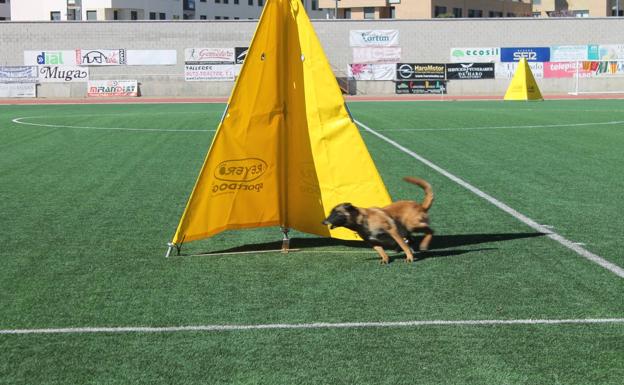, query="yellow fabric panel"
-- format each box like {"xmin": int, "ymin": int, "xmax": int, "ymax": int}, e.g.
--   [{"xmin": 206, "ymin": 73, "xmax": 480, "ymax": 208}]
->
[
  {"xmin": 504, "ymin": 58, "xmax": 544, "ymax": 101},
  {"xmin": 171, "ymin": 0, "xmax": 390, "ymax": 245}
]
